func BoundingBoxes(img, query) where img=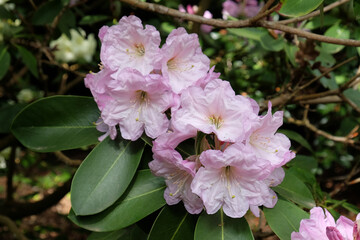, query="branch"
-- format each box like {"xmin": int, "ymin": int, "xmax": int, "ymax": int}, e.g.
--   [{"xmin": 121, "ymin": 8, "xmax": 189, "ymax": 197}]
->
[
  {"xmin": 257, "ymin": 21, "xmax": 360, "ymax": 46},
  {"xmin": 278, "ymin": 0, "xmax": 350, "ymax": 24},
  {"xmin": 119, "ymin": 0, "xmax": 360, "ymax": 47},
  {"xmin": 0, "ymin": 215, "xmax": 28, "ymax": 240},
  {"xmin": 54, "ymin": 151, "xmax": 82, "ymax": 166},
  {"xmin": 287, "ymin": 117, "xmax": 359, "ymax": 150},
  {"xmin": 0, "ymin": 177, "xmax": 72, "ymax": 219}
]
